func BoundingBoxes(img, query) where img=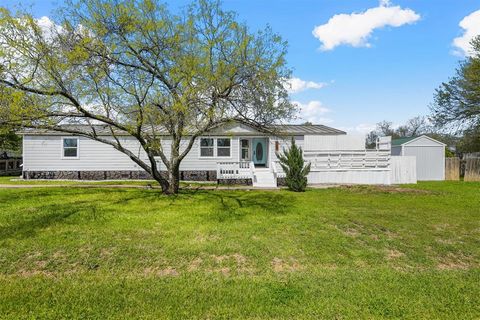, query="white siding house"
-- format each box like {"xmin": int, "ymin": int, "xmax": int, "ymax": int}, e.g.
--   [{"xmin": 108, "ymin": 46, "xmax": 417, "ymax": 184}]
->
[
  {"xmin": 21, "ymin": 122, "xmax": 418, "ymax": 186},
  {"xmin": 391, "ymin": 135, "xmax": 446, "ymax": 181}
]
